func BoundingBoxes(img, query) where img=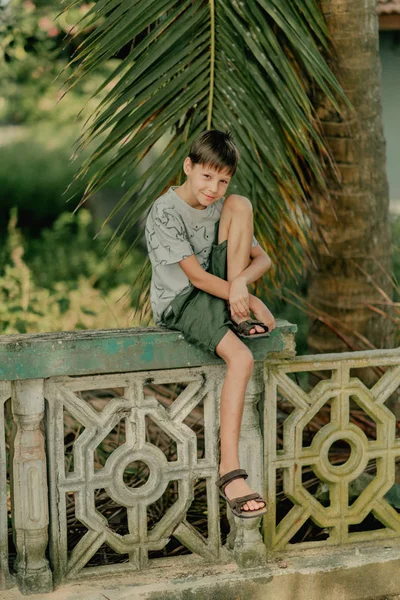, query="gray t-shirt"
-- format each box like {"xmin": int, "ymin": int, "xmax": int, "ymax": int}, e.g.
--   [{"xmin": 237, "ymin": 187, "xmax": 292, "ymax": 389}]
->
[{"xmin": 145, "ymin": 186, "xmax": 258, "ymax": 325}]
